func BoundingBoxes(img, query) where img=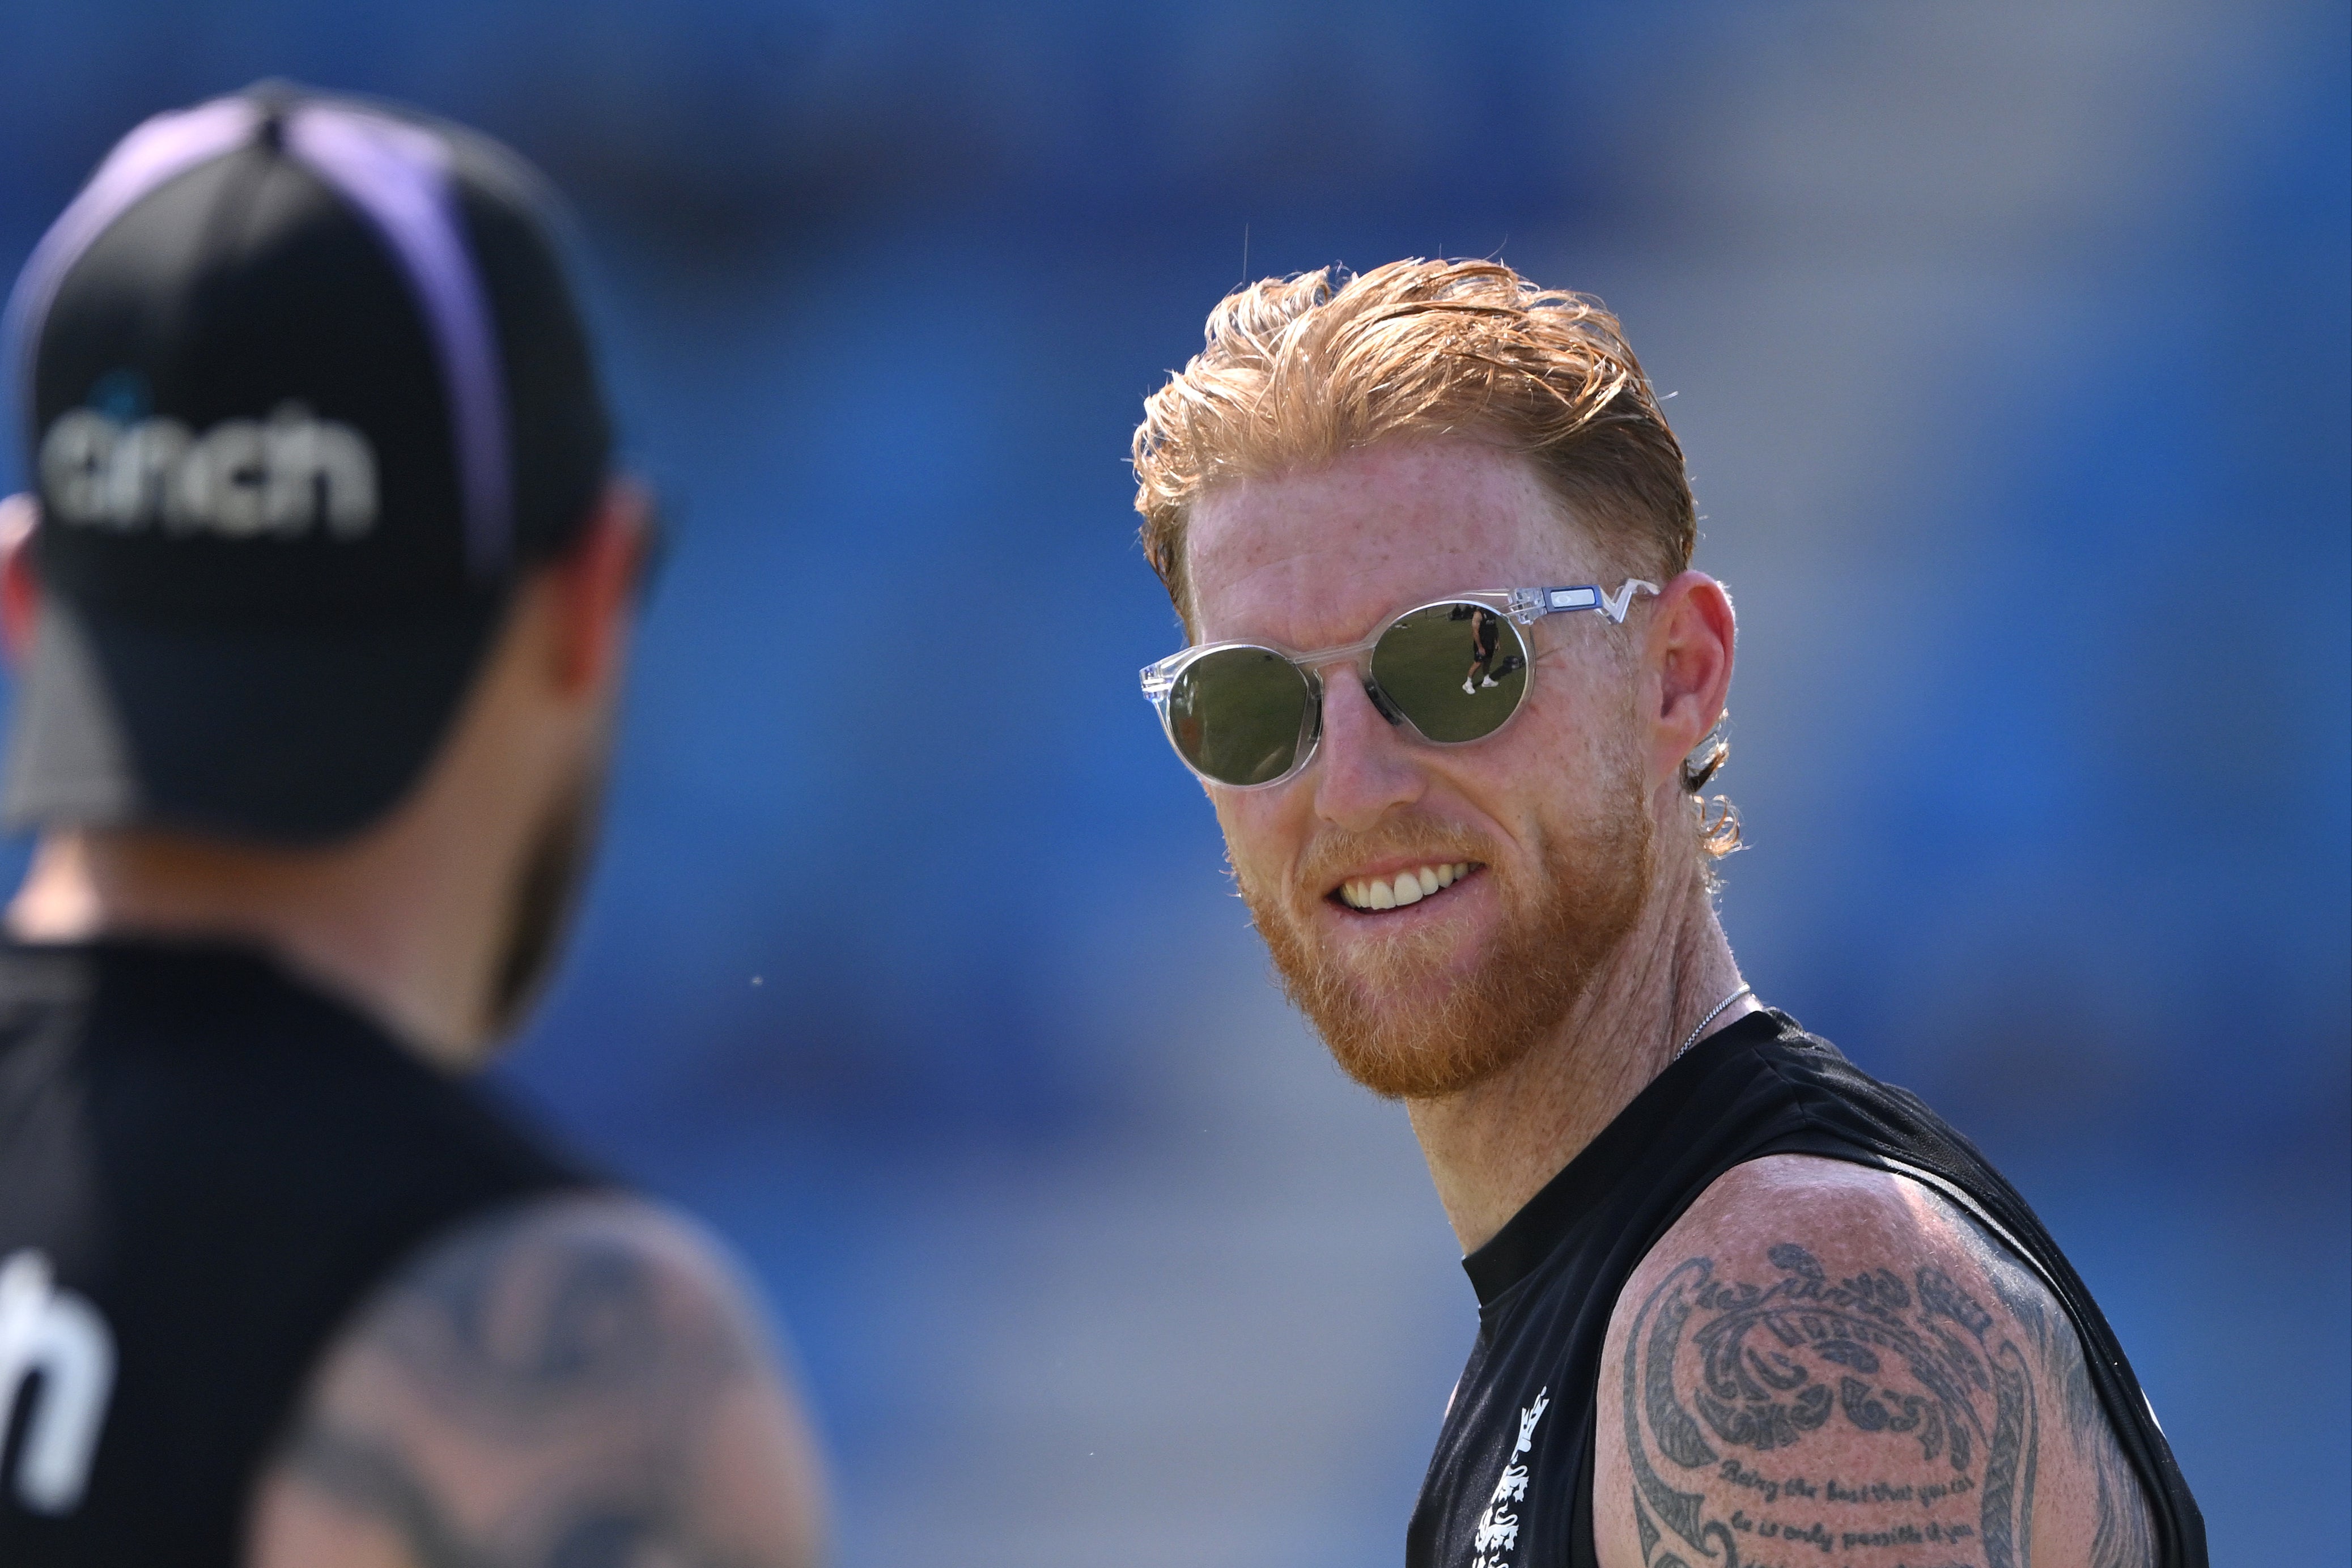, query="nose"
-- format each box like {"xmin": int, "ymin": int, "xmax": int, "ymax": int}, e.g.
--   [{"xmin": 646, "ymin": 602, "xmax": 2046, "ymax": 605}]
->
[{"xmin": 1310, "ymin": 665, "xmax": 1424, "ymax": 832}]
